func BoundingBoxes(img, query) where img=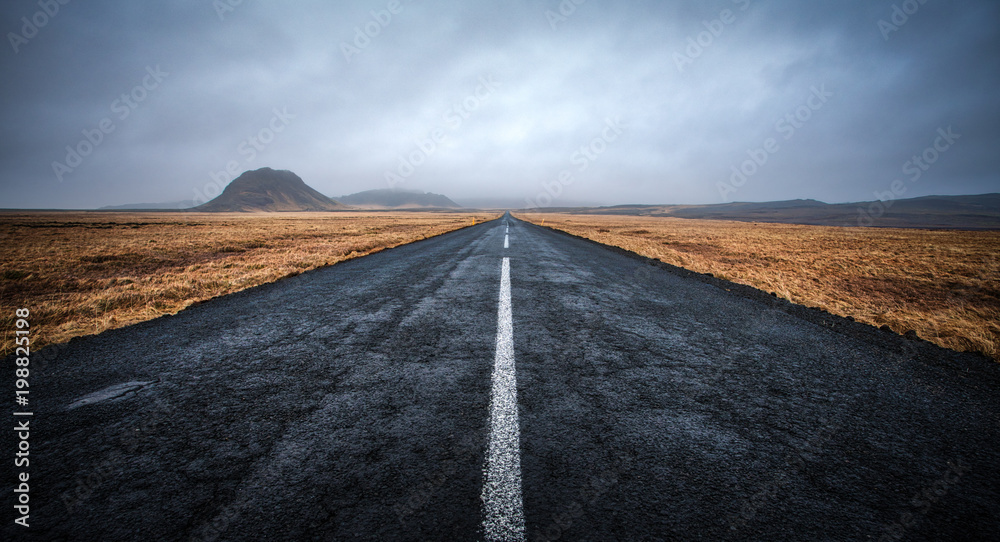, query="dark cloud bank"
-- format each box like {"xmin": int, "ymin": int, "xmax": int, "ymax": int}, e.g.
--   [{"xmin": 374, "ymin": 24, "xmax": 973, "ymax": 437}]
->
[{"xmin": 1, "ymin": 0, "xmax": 997, "ymax": 209}]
